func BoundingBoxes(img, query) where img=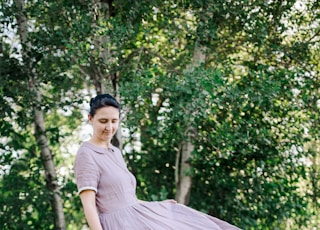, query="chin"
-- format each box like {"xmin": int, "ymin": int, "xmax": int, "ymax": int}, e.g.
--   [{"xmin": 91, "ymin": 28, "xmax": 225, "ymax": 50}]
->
[{"xmin": 103, "ymin": 137, "xmax": 112, "ymax": 142}]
